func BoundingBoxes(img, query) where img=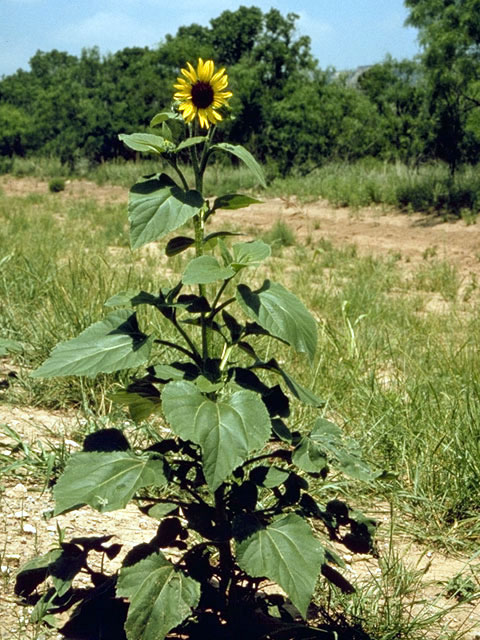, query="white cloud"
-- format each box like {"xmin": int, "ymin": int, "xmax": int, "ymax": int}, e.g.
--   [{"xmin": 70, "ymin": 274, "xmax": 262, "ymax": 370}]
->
[
  {"xmin": 297, "ymin": 11, "xmax": 334, "ymax": 41},
  {"xmin": 57, "ymin": 11, "xmax": 159, "ymax": 50}
]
